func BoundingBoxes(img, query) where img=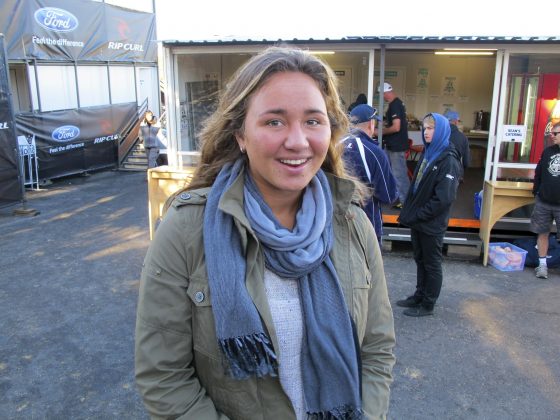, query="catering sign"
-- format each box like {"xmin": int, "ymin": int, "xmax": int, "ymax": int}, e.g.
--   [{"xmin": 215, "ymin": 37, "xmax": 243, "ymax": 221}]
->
[{"xmin": 502, "ymin": 125, "xmax": 526, "ymax": 143}]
